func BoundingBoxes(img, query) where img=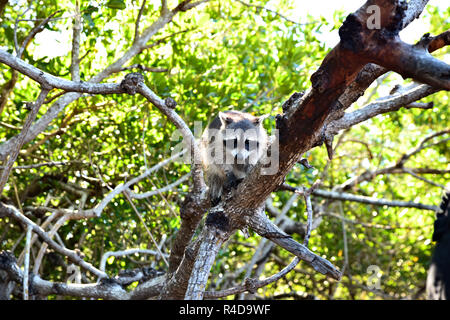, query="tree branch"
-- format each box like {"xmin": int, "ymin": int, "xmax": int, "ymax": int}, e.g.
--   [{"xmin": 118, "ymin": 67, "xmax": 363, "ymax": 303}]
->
[
  {"xmin": 70, "ymin": 1, "xmax": 81, "ymax": 82},
  {"xmin": 0, "ymin": 50, "xmax": 124, "ymax": 94},
  {"xmin": 205, "ymin": 182, "xmax": 321, "ymax": 299},
  {"xmin": 246, "ymin": 208, "xmax": 341, "ymax": 280},
  {"xmin": 127, "ymin": 173, "xmax": 190, "ymax": 199},
  {"xmin": 99, "ymin": 248, "xmax": 167, "ymax": 273},
  {"xmin": 134, "ymin": 0, "xmax": 147, "ymax": 42},
  {"xmin": 312, "ymin": 189, "xmax": 438, "ymax": 211},
  {"xmin": 0, "ymin": 88, "xmax": 49, "ymax": 194},
  {"xmin": 0, "ymin": 203, "xmax": 107, "ymax": 279},
  {"xmin": 337, "ymin": 130, "xmax": 449, "ymax": 190},
  {"xmin": 93, "ymin": 150, "xmax": 185, "ymax": 216},
  {"xmin": 327, "ymin": 83, "xmax": 439, "ymax": 134},
  {"xmin": 0, "ymin": 250, "xmax": 166, "ymax": 299},
  {"xmin": 236, "ymin": 0, "xmax": 315, "ymax": 26},
  {"xmin": 0, "ymin": 1, "xmax": 207, "ymax": 161}
]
